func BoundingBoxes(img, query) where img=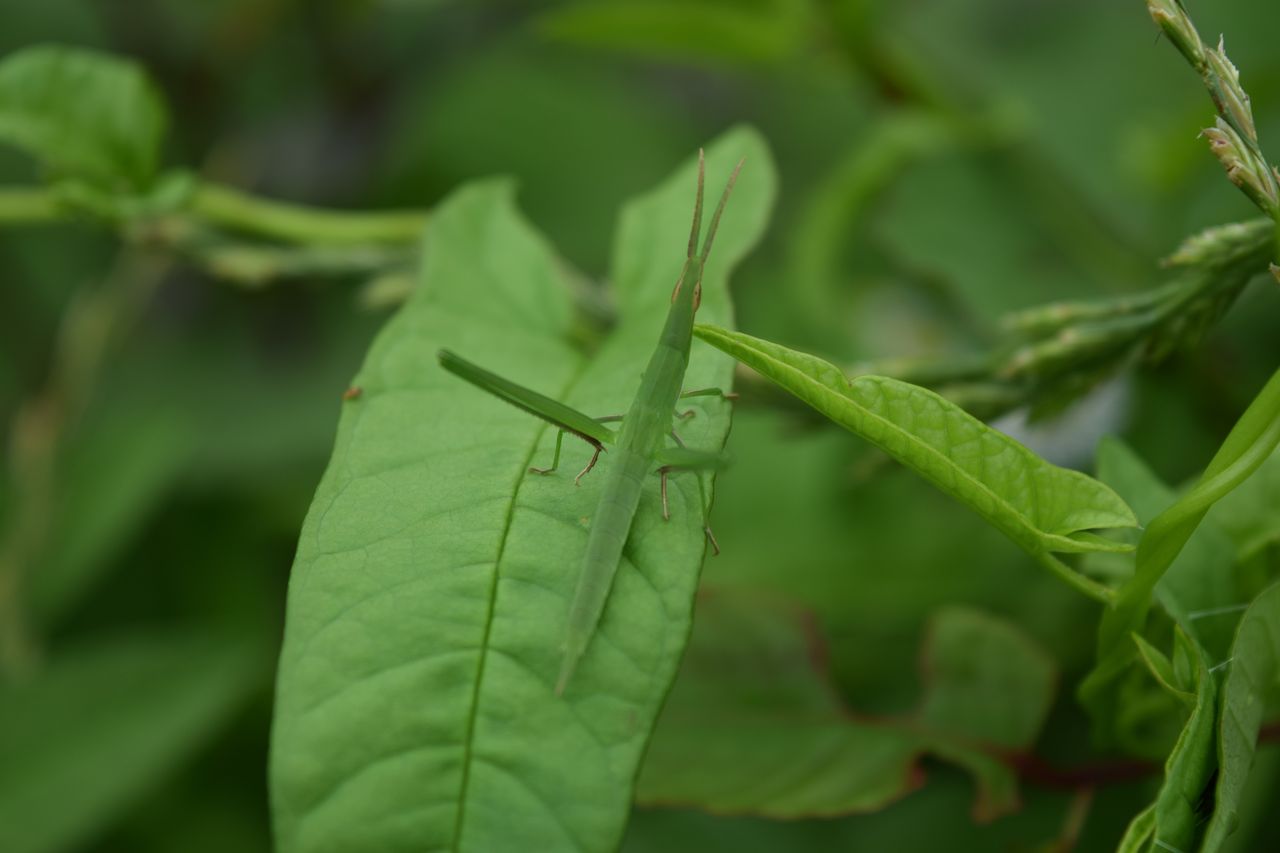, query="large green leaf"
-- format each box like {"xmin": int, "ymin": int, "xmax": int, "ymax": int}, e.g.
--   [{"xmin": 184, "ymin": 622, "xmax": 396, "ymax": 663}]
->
[
  {"xmin": 691, "ymin": 325, "xmax": 1138, "ymax": 601},
  {"xmin": 270, "ymin": 128, "xmax": 775, "ymax": 852},
  {"xmin": 0, "ymin": 45, "xmax": 167, "ymax": 189},
  {"xmin": 1203, "ymin": 583, "xmax": 1280, "ymax": 851},
  {"xmin": 0, "ymin": 634, "xmax": 261, "ymax": 853},
  {"xmin": 636, "ymin": 594, "xmax": 1054, "ymax": 821}
]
